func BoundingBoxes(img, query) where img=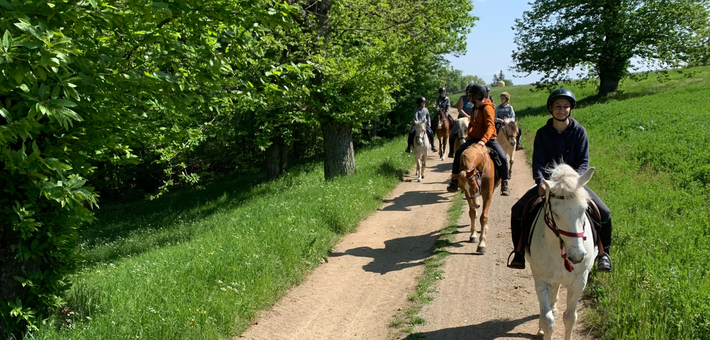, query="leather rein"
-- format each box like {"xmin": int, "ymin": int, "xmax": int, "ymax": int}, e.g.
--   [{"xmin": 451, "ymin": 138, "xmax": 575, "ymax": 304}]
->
[
  {"xmin": 464, "ymin": 145, "xmax": 486, "ymax": 202},
  {"xmin": 543, "ymin": 193, "xmax": 587, "ymax": 272}
]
